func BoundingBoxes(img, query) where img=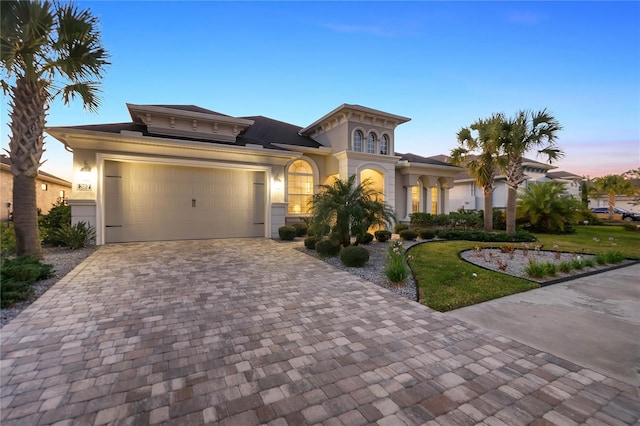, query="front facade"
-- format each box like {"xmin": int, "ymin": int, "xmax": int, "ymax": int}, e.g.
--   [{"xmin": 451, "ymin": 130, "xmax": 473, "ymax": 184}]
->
[
  {"xmin": 47, "ymin": 103, "xmax": 463, "ymax": 245},
  {"xmin": 1, "ymin": 154, "xmax": 71, "ymax": 221}
]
